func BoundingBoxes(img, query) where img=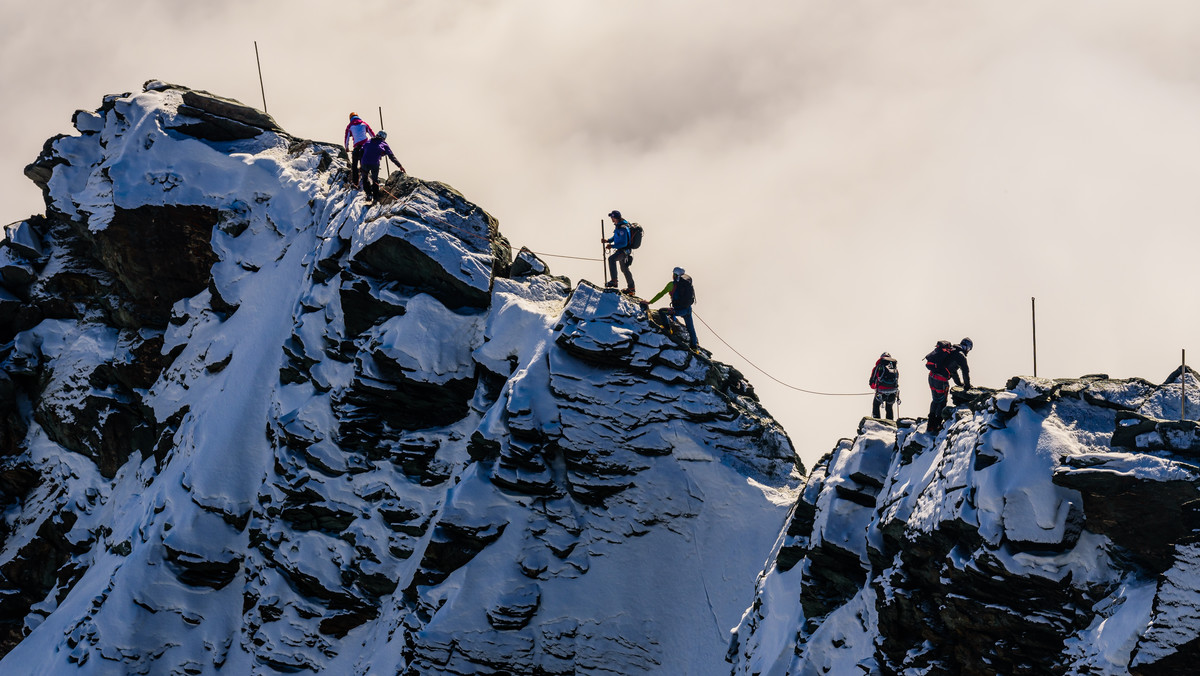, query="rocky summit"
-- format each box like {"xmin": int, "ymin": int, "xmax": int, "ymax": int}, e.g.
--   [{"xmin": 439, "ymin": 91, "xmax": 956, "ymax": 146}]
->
[
  {"xmin": 730, "ymin": 373, "xmax": 1200, "ymax": 676},
  {"xmin": 0, "ymin": 82, "xmax": 799, "ymax": 674}
]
